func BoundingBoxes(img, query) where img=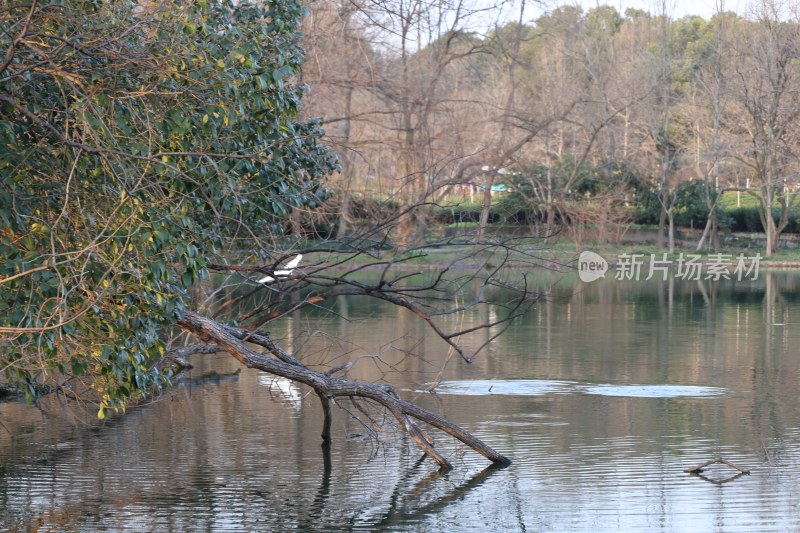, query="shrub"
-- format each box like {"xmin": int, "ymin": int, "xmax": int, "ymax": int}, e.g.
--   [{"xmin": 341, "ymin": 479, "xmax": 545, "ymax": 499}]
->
[{"xmin": 493, "ymin": 194, "xmax": 542, "ymax": 225}]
